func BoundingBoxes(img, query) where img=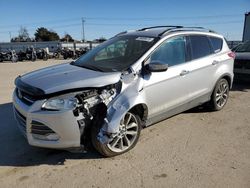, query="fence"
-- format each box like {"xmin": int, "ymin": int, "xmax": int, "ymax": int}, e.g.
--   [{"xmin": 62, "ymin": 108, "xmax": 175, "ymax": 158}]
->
[{"xmin": 0, "ymin": 41, "xmax": 100, "ymax": 53}]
